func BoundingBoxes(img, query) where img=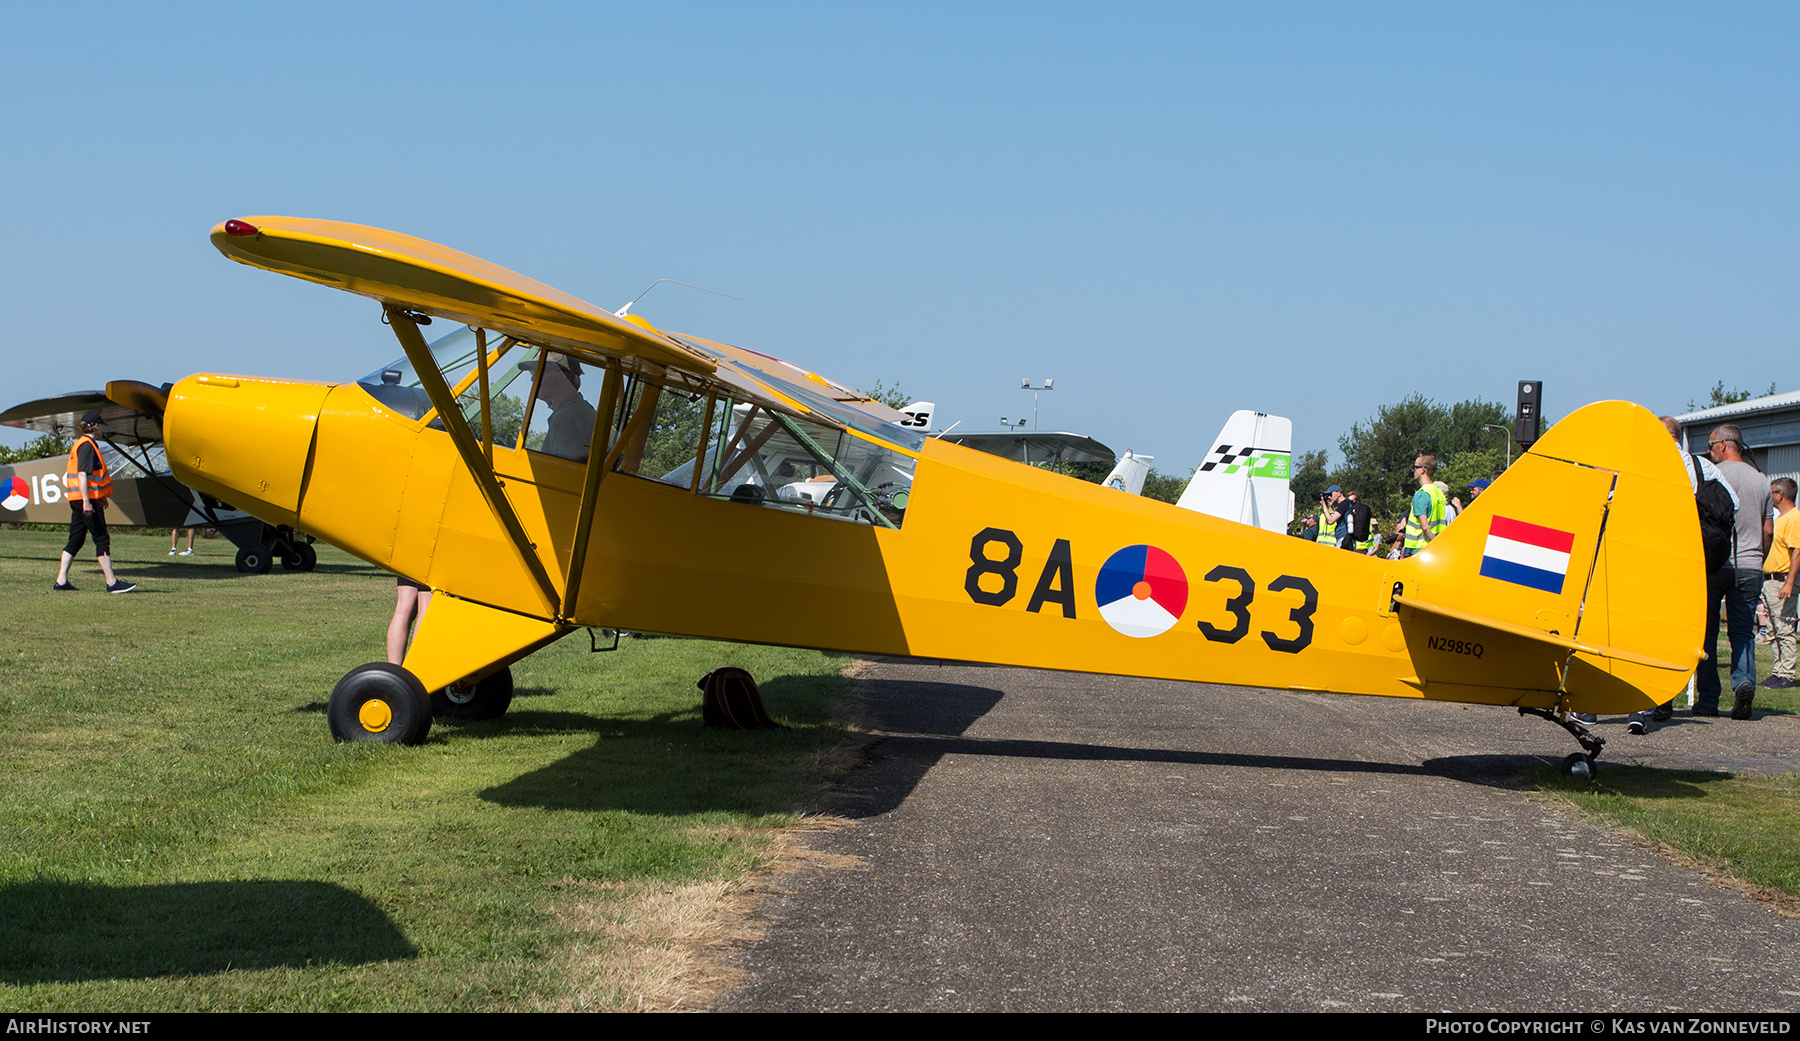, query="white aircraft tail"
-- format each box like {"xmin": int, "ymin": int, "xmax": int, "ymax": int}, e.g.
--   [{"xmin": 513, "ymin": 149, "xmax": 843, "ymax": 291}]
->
[
  {"xmin": 1101, "ymin": 450, "xmax": 1153, "ymax": 496},
  {"xmin": 897, "ymin": 401, "xmax": 934, "ymax": 431},
  {"xmin": 1176, "ymin": 411, "xmax": 1294, "ymax": 534}
]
